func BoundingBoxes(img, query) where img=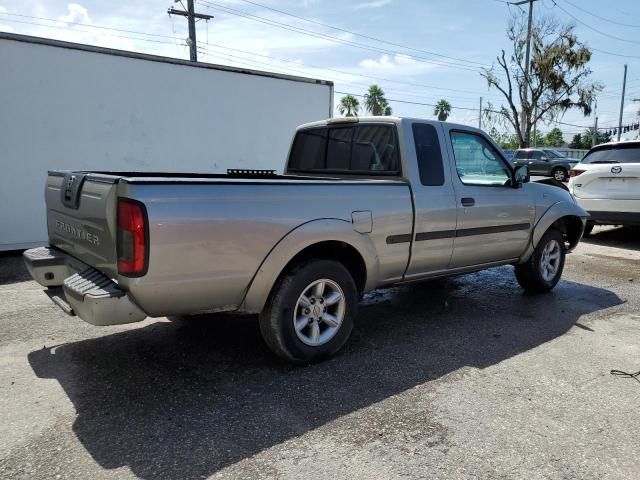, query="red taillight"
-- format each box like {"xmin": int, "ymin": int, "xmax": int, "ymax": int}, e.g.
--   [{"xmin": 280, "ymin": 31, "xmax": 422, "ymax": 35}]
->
[
  {"xmin": 569, "ymin": 169, "xmax": 585, "ymax": 178},
  {"xmin": 117, "ymin": 199, "xmax": 147, "ymax": 276}
]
